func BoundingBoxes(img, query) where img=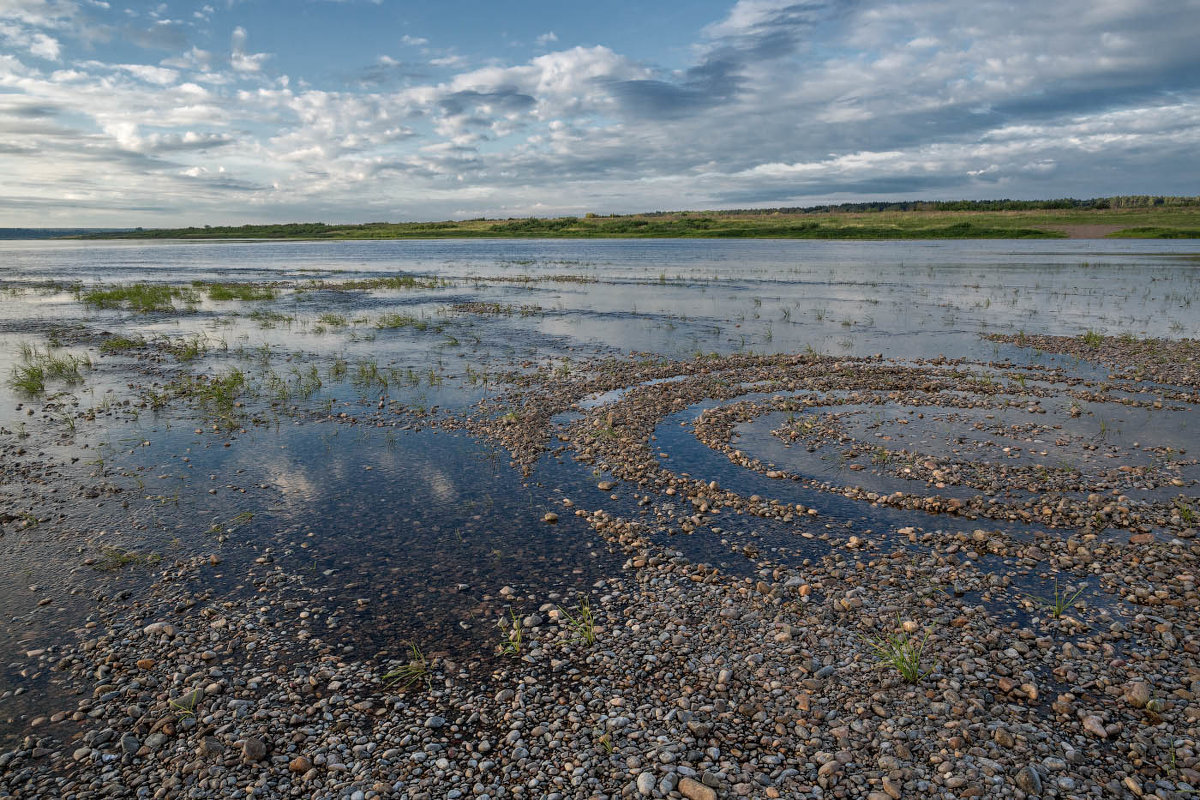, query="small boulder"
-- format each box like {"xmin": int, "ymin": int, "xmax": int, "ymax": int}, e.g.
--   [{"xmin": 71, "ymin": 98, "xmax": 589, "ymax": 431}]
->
[{"xmin": 241, "ymin": 736, "xmax": 267, "ymax": 763}]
